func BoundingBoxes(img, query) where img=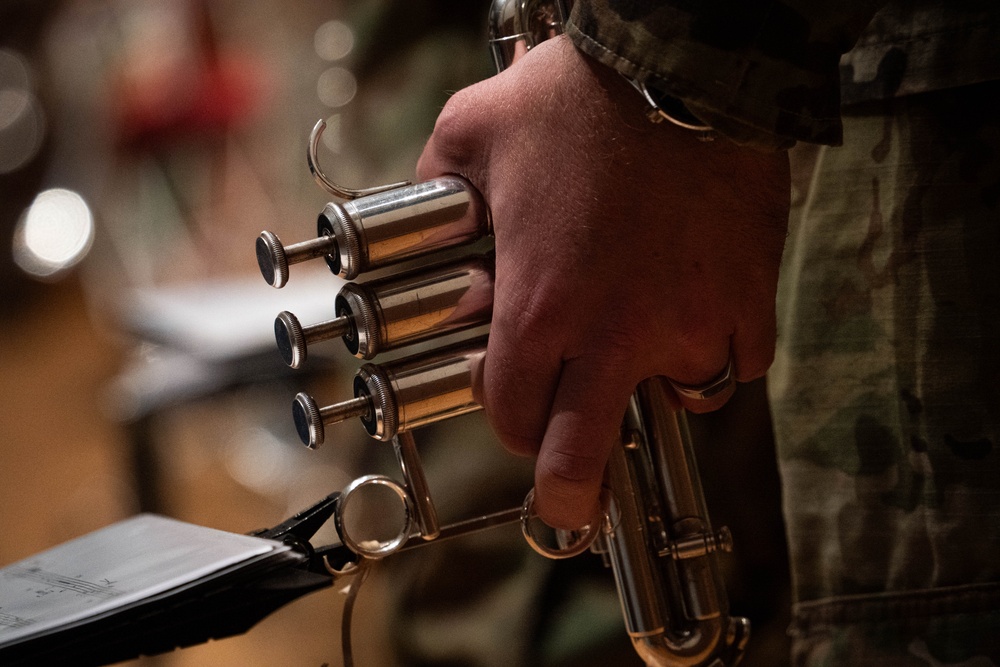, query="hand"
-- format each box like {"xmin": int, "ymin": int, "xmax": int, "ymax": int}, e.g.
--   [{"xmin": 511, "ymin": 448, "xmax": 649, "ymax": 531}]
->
[{"xmin": 417, "ymin": 36, "xmax": 790, "ymax": 529}]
